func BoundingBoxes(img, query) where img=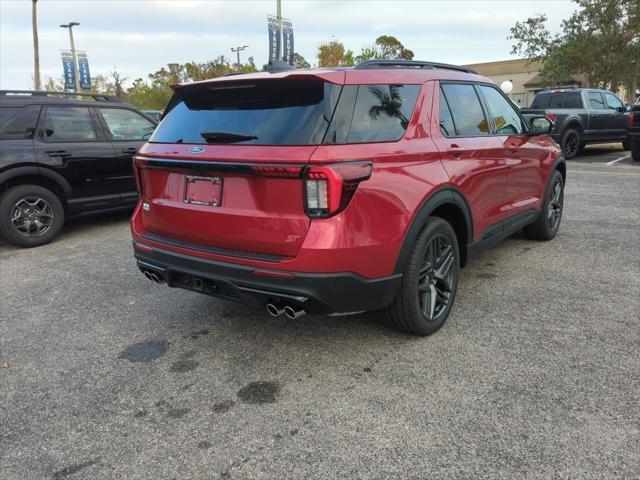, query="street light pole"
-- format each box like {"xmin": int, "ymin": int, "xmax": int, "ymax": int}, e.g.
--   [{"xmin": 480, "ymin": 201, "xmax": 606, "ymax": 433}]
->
[
  {"xmin": 231, "ymin": 45, "xmax": 249, "ymax": 68},
  {"xmin": 60, "ymin": 22, "xmax": 81, "ymax": 92},
  {"xmin": 276, "ymin": 0, "xmax": 283, "ymax": 61}
]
